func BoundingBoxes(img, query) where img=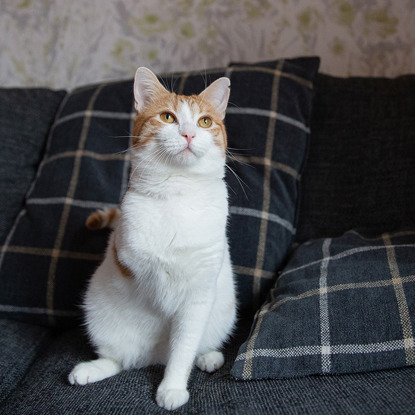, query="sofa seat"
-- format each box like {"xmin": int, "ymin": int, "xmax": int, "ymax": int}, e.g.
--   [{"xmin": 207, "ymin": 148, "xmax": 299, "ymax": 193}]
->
[{"xmin": 1, "ymin": 318, "xmax": 415, "ymax": 414}]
